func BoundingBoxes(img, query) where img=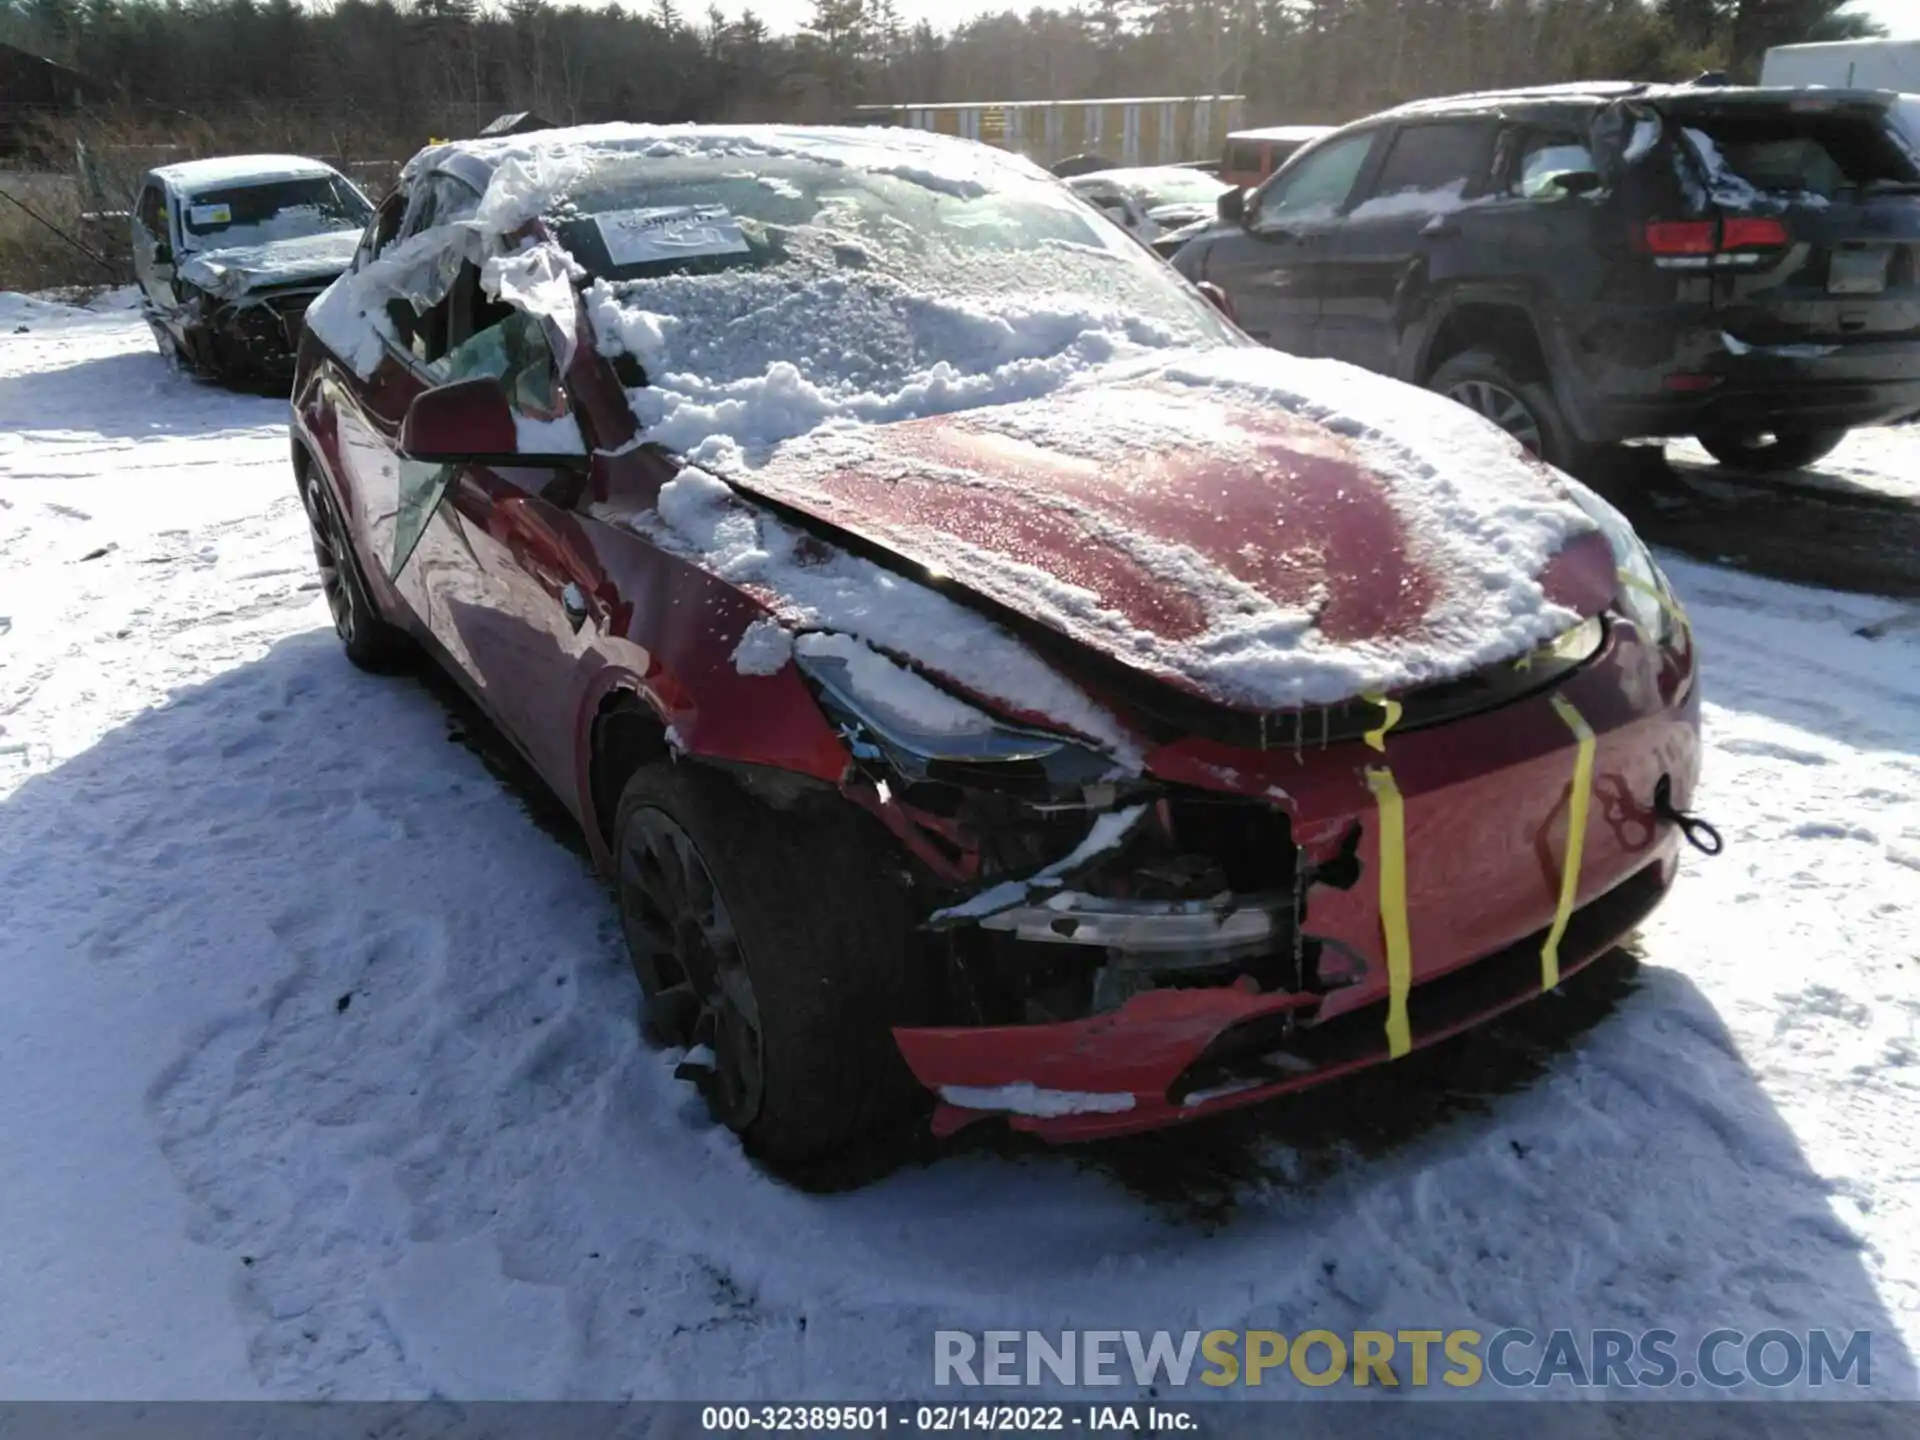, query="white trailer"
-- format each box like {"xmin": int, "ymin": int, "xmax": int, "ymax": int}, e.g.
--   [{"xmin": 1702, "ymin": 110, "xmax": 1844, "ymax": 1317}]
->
[{"xmin": 1760, "ymin": 39, "xmax": 1920, "ymax": 92}]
